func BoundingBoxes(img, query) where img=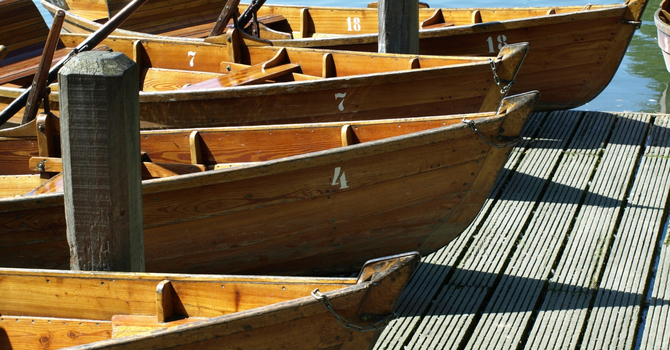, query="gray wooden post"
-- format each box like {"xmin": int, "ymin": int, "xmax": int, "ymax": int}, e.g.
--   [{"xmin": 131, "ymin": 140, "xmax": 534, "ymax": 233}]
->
[
  {"xmin": 378, "ymin": 0, "xmax": 419, "ymax": 54},
  {"xmin": 59, "ymin": 51, "xmax": 145, "ymax": 272}
]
